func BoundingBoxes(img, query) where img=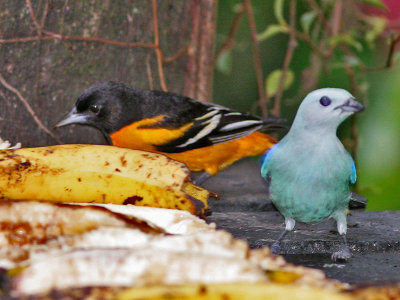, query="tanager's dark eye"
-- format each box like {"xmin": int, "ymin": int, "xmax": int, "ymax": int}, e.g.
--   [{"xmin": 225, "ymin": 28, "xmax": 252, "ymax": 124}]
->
[
  {"xmin": 89, "ymin": 105, "xmax": 100, "ymax": 114},
  {"xmin": 320, "ymin": 96, "xmax": 331, "ymax": 107}
]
